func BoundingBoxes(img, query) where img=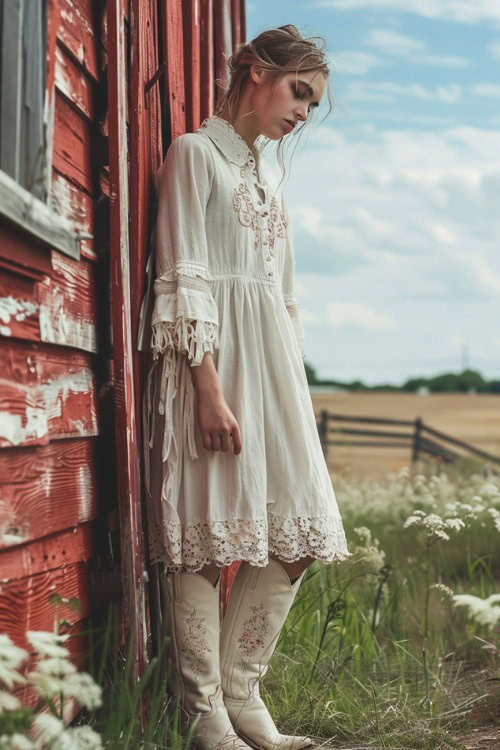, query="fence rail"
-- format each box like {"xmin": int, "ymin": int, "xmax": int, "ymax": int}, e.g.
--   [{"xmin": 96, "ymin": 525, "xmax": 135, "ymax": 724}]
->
[{"xmin": 316, "ymin": 411, "xmax": 500, "ymax": 467}]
